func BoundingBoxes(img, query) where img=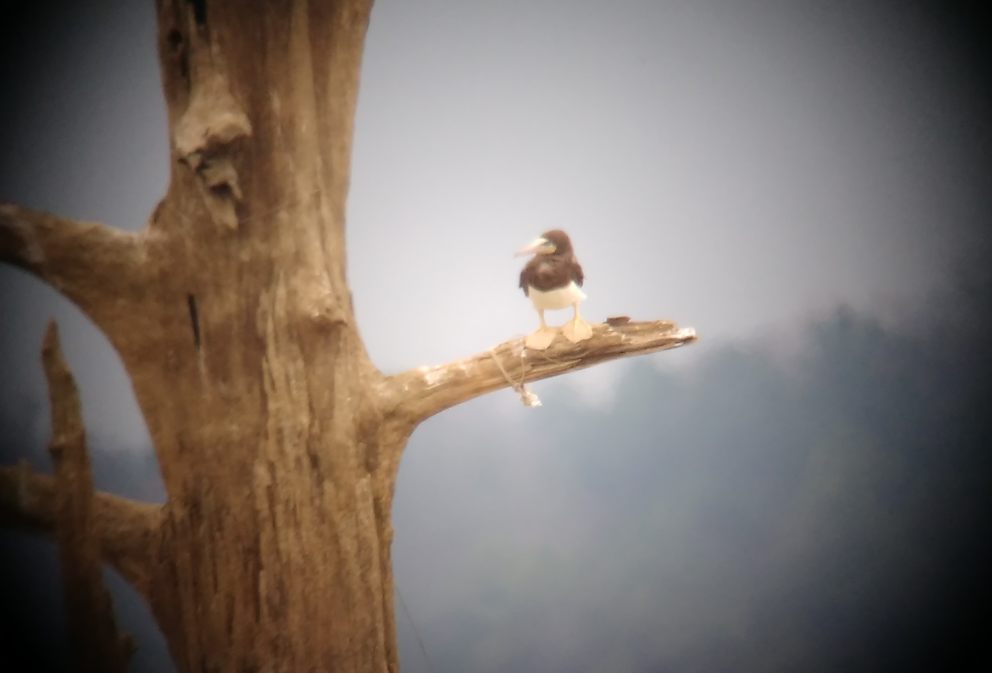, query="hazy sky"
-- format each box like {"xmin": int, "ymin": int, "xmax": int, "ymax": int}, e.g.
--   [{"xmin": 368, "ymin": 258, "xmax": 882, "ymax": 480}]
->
[
  {"xmin": 350, "ymin": 0, "xmax": 987, "ymax": 367},
  {"xmin": 1, "ymin": 1, "xmax": 990, "ymax": 672},
  {"xmin": 2, "ymin": 0, "xmax": 988, "ymax": 436}
]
